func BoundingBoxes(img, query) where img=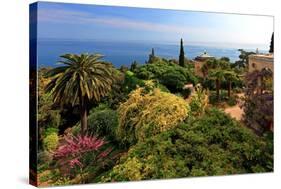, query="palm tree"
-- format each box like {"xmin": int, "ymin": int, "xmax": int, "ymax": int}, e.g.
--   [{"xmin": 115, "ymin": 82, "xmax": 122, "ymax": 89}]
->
[
  {"xmin": 209, "ymin": 69, "xmax": 226, "ymax": 100},
  {"xmin": 224, "ymin": 70, "xmax": 239, "ymax": 97},
  {"xmin": 45, "ymin": 53, "xmax": 116, "ymax": 135},
  {"xmin": 201, "ymin": 59, "xmax": 230, "ymax": 79}
]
